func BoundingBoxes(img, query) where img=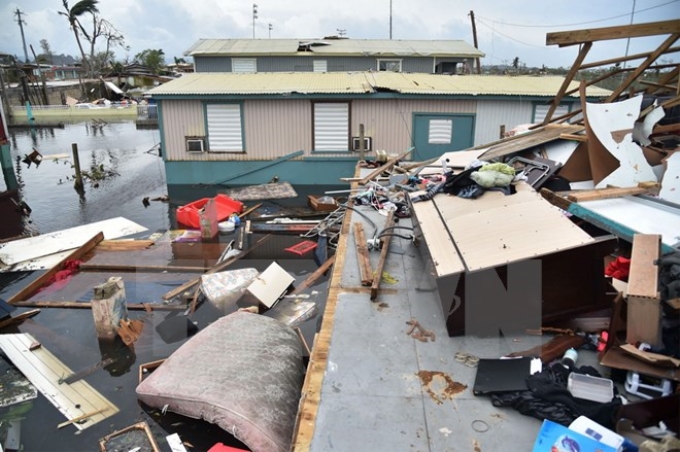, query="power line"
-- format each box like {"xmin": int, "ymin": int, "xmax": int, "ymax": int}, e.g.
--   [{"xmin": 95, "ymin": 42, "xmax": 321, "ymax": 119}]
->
[
  {"xmin": 475, "ymin": 17, "xmax": 545, "ymax": 48},
  {"xmin": 476, "ymin": 0, "xmax": 678, "ymax": 28}
]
